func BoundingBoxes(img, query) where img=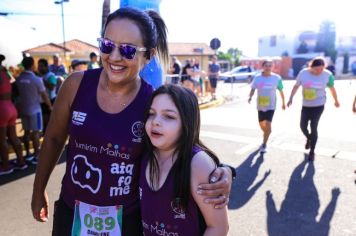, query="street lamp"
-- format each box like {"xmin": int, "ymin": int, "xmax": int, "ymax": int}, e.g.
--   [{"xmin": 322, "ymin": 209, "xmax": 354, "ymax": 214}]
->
[{"xmin": 54, "ymin": 0, "xmax": 69, "ymax": 62}]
